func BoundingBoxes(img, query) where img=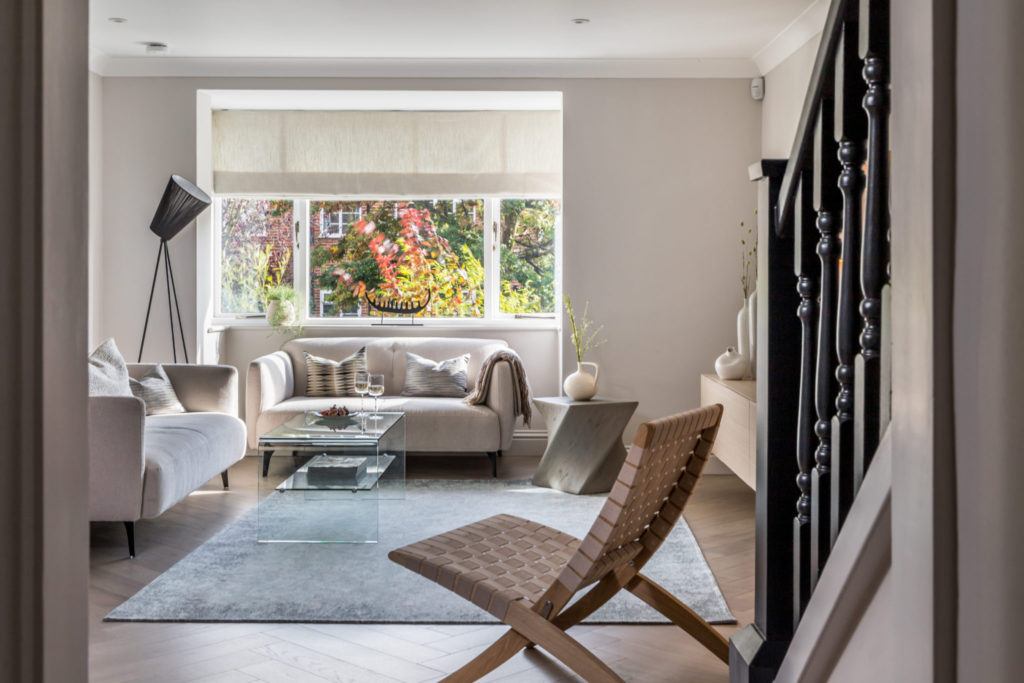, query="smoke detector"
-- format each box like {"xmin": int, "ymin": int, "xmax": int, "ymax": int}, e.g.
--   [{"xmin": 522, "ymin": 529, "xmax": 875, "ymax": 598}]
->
[{"xmin": 143, "ymin": 42, "xmax": 169, "ymax": 55}]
